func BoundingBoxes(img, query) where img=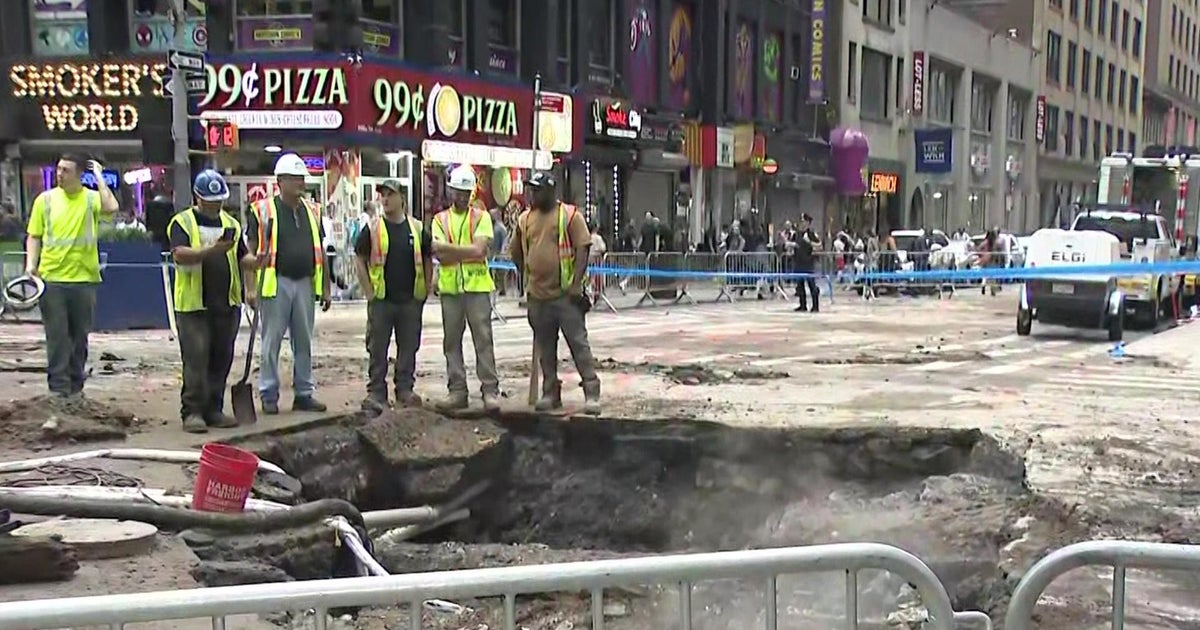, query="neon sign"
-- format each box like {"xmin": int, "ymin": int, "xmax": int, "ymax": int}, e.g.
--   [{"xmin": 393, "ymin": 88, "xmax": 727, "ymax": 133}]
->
[{"xmin": 8, "ymin": 61, "xmax": 167, "ymax": 133}]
